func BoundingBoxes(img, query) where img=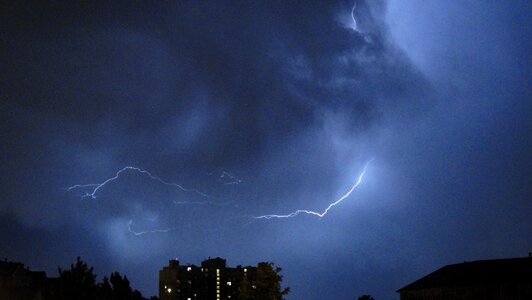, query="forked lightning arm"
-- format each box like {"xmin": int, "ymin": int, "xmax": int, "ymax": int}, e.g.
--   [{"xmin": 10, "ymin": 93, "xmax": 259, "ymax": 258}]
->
[
  {"xmin": 66, "ymin": 166, "xmax": 210, "ymax": 199},
  {"xmin": 254, "ymin": 159, "xmax": 372, "ymax": 220}
]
